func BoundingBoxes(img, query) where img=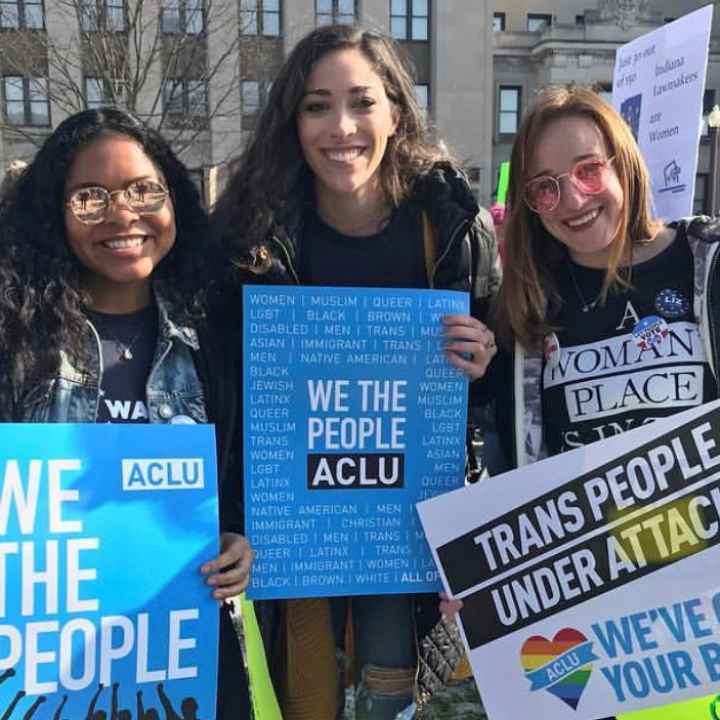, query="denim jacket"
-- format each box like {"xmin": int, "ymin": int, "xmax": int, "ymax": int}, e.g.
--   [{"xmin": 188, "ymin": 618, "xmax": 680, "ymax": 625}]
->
[{"xmin": 15, "ymin": 289, "xmax": 207, "ymax": 424}]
